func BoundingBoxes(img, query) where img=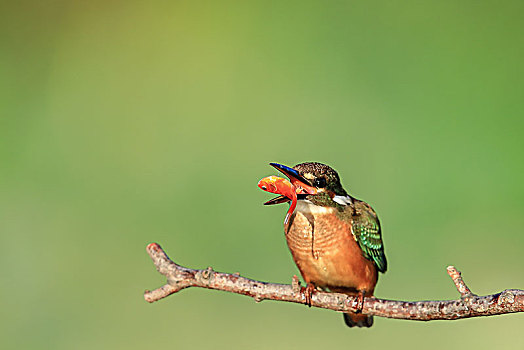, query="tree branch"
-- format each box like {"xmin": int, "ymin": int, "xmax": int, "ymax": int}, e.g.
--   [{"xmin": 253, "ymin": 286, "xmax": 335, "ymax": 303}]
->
[{"xmin": 144, "ymin": 243, "xmax": 524, "ymax": 321}]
